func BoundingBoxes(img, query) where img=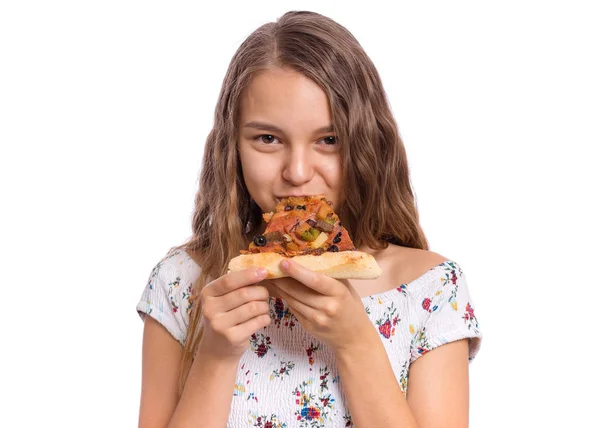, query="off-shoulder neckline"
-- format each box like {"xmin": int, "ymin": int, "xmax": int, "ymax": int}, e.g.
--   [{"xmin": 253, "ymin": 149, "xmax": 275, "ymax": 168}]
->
[
  {"xmin": 180, "ymin": 250, "xmax": 454, "ymax": 302},
  {"xmin": 360, "ymin": 260, "xmax": 454, "ymax": 301}
]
